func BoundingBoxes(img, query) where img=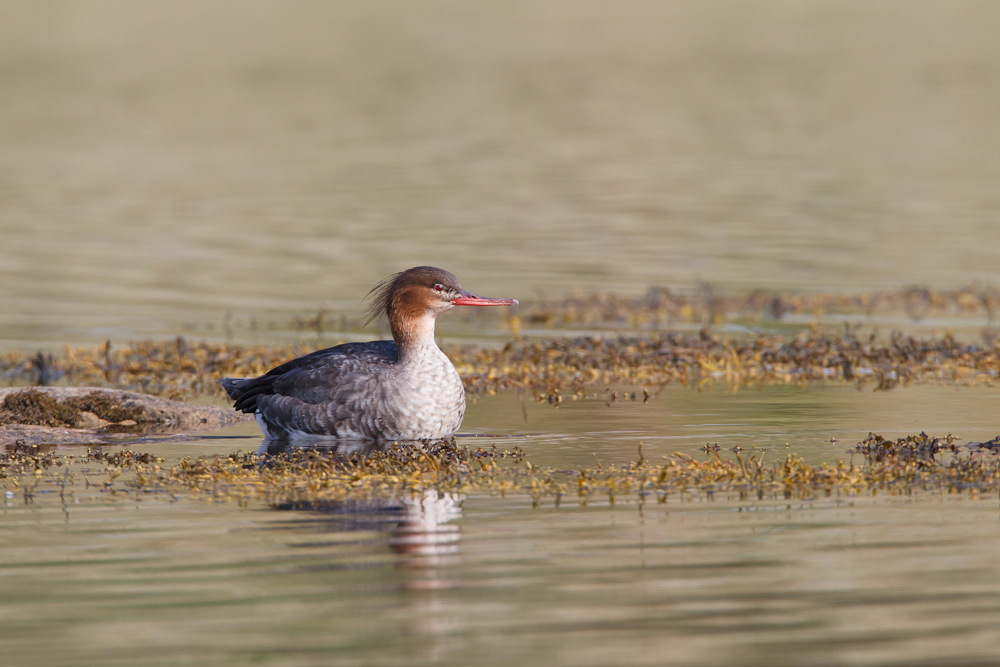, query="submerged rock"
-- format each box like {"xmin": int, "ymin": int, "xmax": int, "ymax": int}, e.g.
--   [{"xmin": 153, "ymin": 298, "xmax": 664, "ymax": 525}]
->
[{"xmin": 0, "ymin": 387, "xmax": 252, "ymax": 445}]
